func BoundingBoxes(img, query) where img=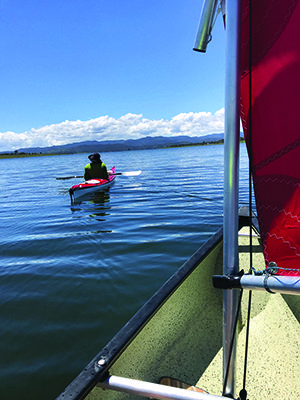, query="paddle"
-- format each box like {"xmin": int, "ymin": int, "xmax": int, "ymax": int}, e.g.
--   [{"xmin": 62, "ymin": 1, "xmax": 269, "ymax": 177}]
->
[
  {"xmin": 114, "ymin": 170, "xmax": 142, "ymax": 176},
  {"xmin": 56, "ymin": 170, "xmax": 142, "ymax": 180},
  {"xmin": 56, "ymin": 175, "xmax": 84, "ymax": 180}
]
